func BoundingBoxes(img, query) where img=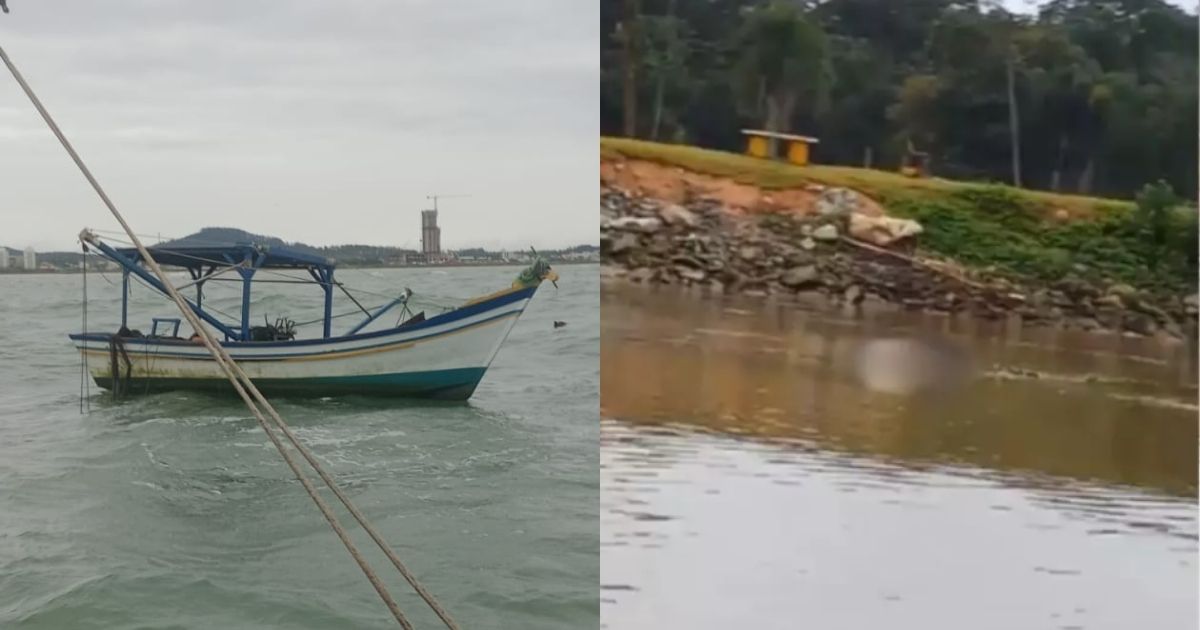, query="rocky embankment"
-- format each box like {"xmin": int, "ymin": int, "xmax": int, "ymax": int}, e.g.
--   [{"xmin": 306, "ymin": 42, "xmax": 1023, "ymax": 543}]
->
[{"xmin": 600, "ymin": 185, "xmax": 1198, "ymax": 338}]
